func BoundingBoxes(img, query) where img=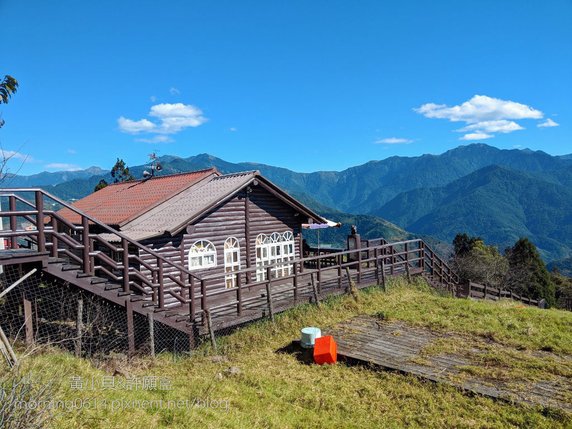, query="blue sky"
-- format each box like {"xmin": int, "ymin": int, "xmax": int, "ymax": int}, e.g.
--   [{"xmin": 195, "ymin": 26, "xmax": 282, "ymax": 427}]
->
[{"xmin": 1, "ymin": 0, "xmax": 570, "ymax": 175}]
